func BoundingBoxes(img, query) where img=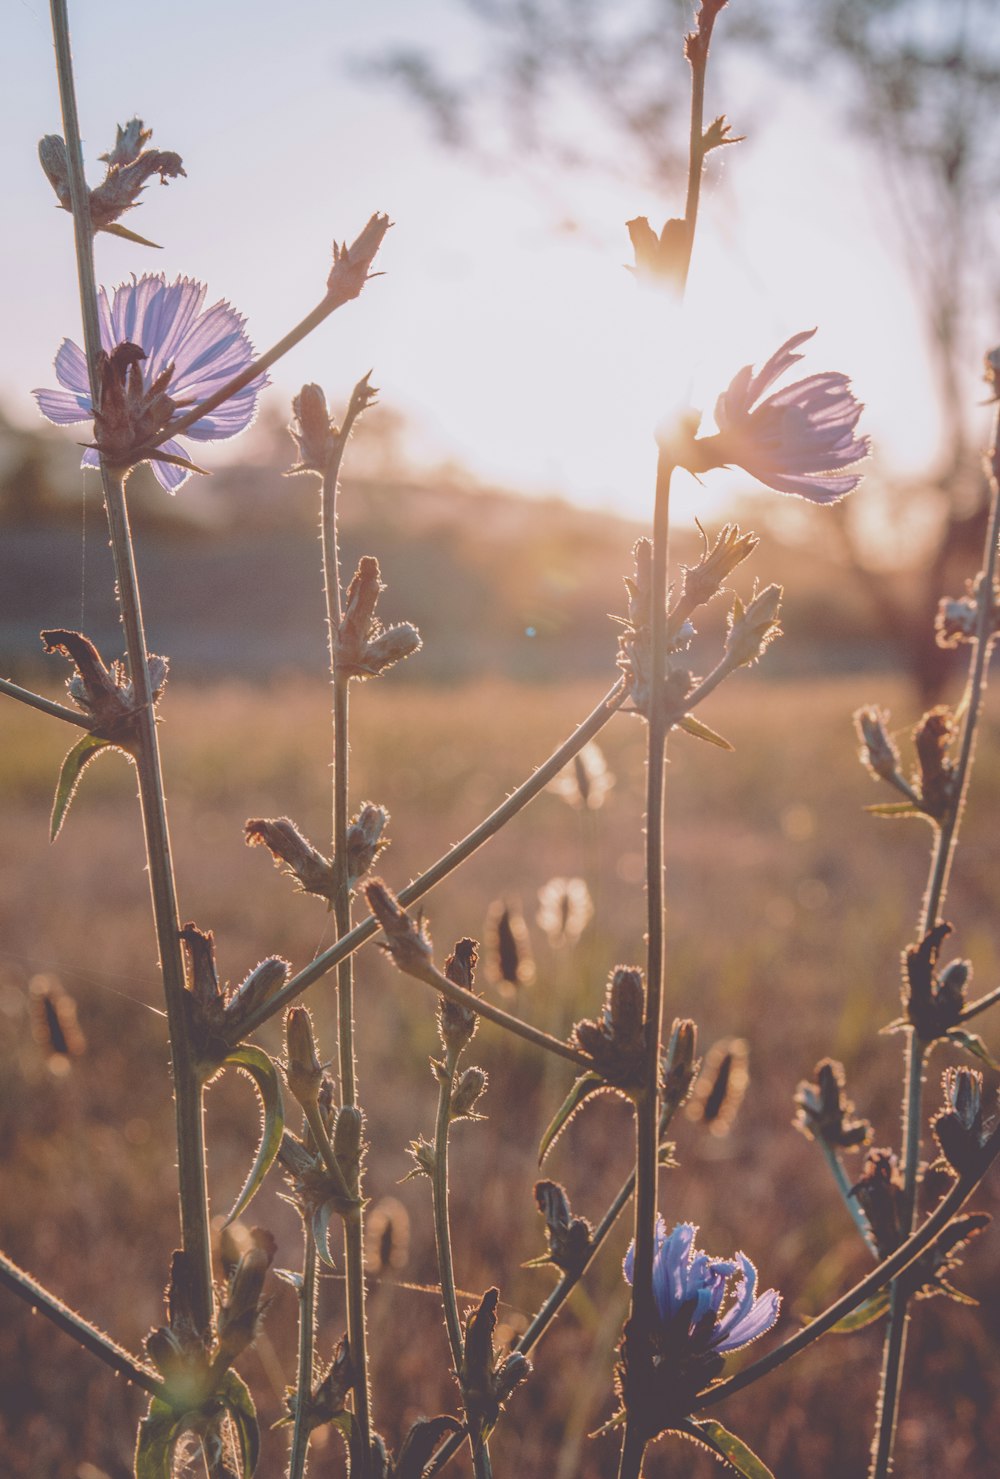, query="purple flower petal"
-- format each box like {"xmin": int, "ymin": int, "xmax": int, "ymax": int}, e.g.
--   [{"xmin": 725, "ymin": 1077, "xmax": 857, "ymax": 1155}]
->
[
  {"xmin": 33, "ymin": 387, "xmax": 91, "ymax": 425},
  {"xmin": 54, "ymin": 338, "xmax": 91, "ymax": 397},
  {"xmin": 150, "ymin": 439, "xmax": 193, "ymax": 492}
]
